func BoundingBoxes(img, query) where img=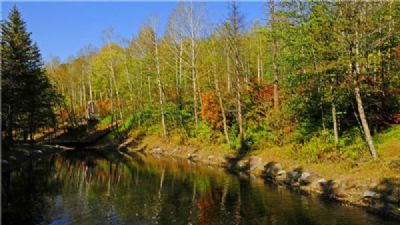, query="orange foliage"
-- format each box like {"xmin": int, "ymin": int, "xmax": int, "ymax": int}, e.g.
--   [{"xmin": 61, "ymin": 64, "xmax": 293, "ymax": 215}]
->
[
  {"xmin": 58, "ymin": 109, "xmax": 69, "ymax": 121},
  {"xmin": 200, "ymin": 92, "xmax": 222, "ymax": 129},
  {"xmin": 395, "ymin": 46, "xmax": 400, "ymax": 58},
  {"xmin": 98, "ymin": 99, "xmax": 111, "ymax": 116},
  {"xmin": 251, "ymin": 84, "xmax": 274, "ymax": 104},
  {"xmin": 196, "ymin": 194, "xmax": 215, "ymax": 225},
  {"xmin": 75, "ymin": 106, "xmax": 85, "ymax": 118}
]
